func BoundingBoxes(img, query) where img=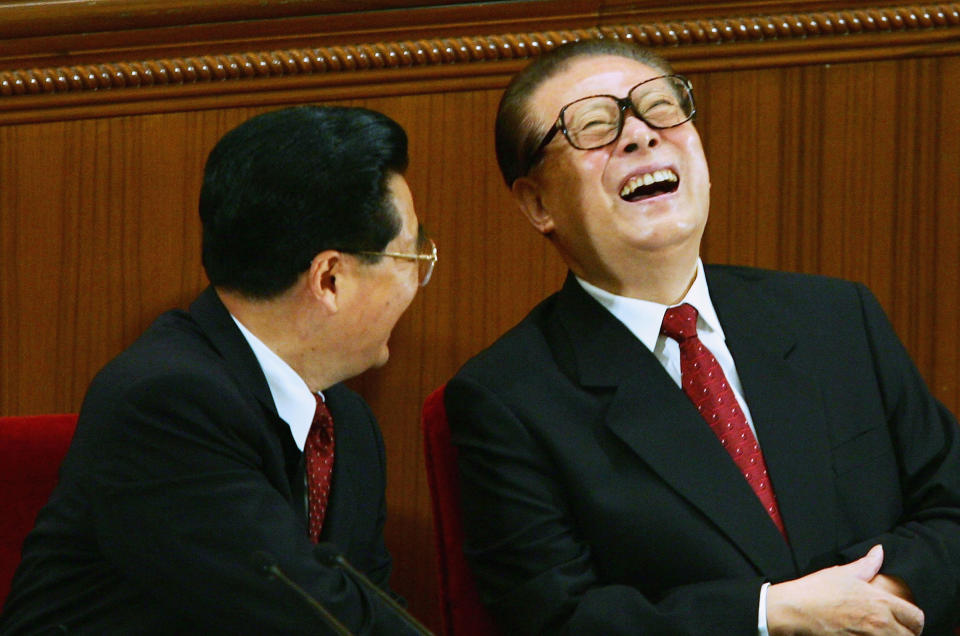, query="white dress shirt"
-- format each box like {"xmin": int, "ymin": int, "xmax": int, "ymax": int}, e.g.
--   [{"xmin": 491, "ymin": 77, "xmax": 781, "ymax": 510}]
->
[
  {"xmin": 576, "ymin": 259, "xmax": 758, "ymax": 437},
  {"xmin": 231, "ymin": 315, "xmax": 320, "ymax": 451},
  {"xmin": 576, "ymin": 259, "xmax": 772, "ymax": 635}
]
